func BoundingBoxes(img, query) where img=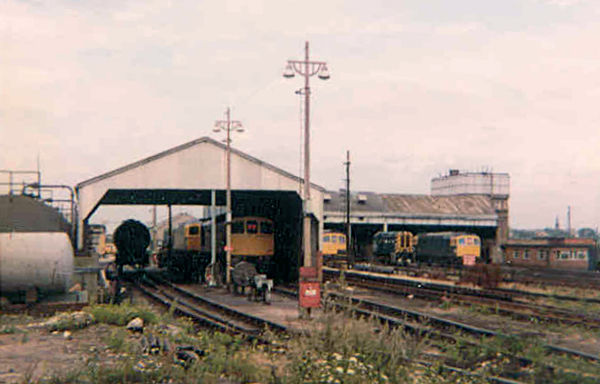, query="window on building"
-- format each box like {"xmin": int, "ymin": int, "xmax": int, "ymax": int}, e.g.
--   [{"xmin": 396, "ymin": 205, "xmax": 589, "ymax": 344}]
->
[
  {"xmin": 513, "ymin": 251, "xmax": 520, "ymax": 259},
  {"xmin": 523, "ymin": 250, "xmax": 530, "ymax": 260},
  {"xmin": 560, "ymin": 251, "xmax": 570, "ymax": 260},
  {"xmin": 537, "ymin": 250, "xmax": 547, "ymax": 260},
  {"xmin": 578, "ymin": 250, "xmax": 588, "ymax": 259}
]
